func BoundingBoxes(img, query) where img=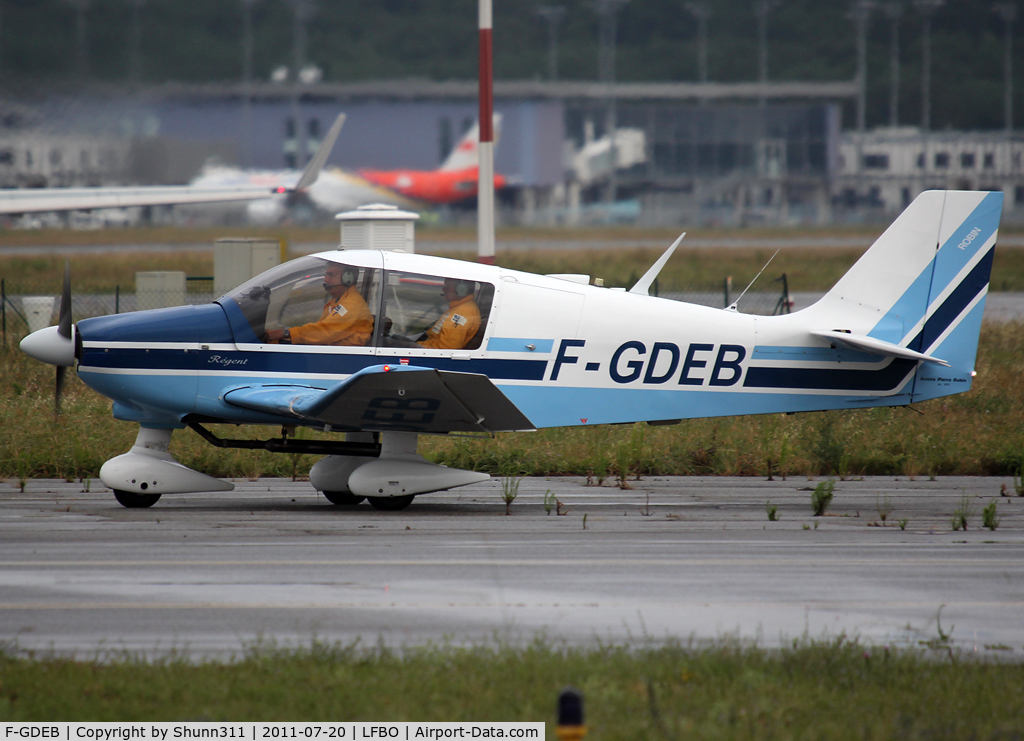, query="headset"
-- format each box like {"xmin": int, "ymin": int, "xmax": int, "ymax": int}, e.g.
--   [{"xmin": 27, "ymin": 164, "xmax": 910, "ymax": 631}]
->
[
  {"xmin": 325, "ymin": 264, "xmax": 358, "ymax": 290},
  {"xmin": 452, "ymin": 279, "xmax": 472, "ymax": 298}
]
